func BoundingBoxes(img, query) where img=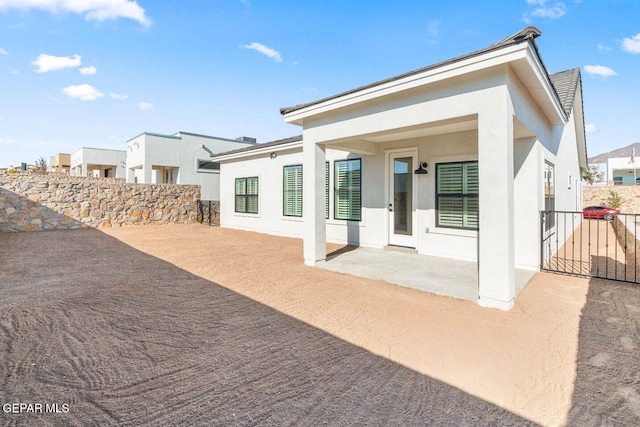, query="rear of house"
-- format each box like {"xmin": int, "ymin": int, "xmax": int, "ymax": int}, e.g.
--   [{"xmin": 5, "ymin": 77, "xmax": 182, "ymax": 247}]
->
[{"xmin": 214, "ymin": 27, "xmax": 587, "ymax": 310}]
